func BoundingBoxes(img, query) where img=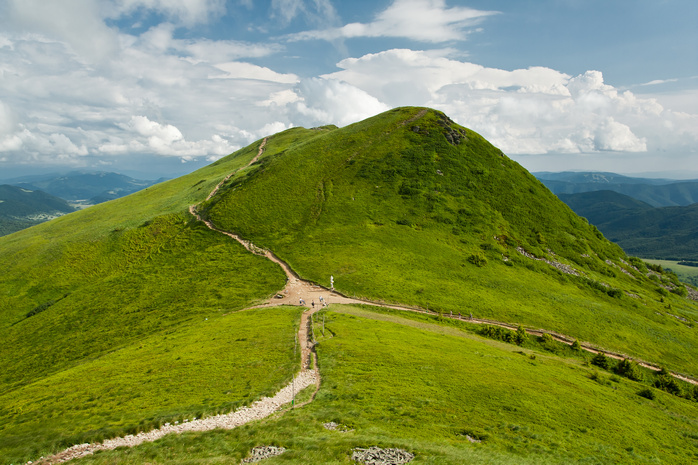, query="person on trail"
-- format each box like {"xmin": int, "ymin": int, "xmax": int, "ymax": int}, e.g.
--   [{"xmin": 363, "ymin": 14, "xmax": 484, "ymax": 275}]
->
[
  {"xmin": 312, "ymin": 301, "xmax": 315, "ymax": 308},
  {"xmin": 319, "ymin": 295, "xmax": 324, "ymax": 303},
  {"xmin": 450, "ymin": 310, "xmax": 453, "ymax": 318},
  {"xmin": 458, "ymin": 312, "xmax": 462, "ymax": 319},
  {"xmin": 470, "ymin": 312, "xmax": 473, "ymax": 320}
]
